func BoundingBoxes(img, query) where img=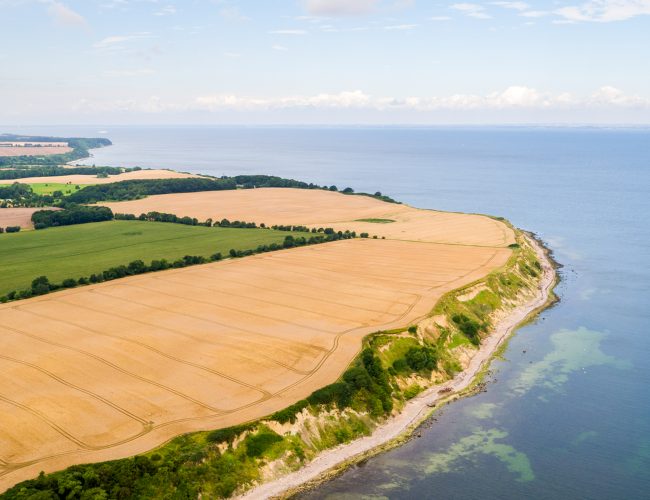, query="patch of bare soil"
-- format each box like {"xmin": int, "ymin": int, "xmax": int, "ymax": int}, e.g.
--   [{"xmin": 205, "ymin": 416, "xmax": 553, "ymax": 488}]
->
[{"xmin": 0, "ymin": 207, "xmax": 59, "ymax": 229}]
